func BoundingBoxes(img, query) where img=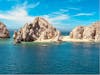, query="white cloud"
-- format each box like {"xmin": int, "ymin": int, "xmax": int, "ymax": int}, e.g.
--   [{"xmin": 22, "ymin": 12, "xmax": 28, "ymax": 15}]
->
[
  {"xmin": 74, "ymin": 13, "xmax": 94, "ymax": 16},
  {"xmin": 0, "ymin": 1, "xmax": 40, "ymax": 23},
  {"xmin": 12, "ymin": 1, "xmax": 40, "ymax": 9},
  {"xmin": 0, "ymin": 1, "xmax": 69, "ymax": 30},
  {"xmin": 43, "ymin": 9, "xmax": 70, "ymax": 24},
  {"xmin": 40, "ymin": 9, "xmax": 70, "ymax": 28},
  {"xmin": 43, "ymin": 14, "xmax": 69, "ymax": 23},
  {"xmin": 0, "ymin": 8, "xmax": 34, "ymax": 23},
  {"xmin": 40, "ymin": 12, "xmax": 70, "ymax": 31},
  {"xmin": 0, "ymin": 8, "xmax": 69, "ymax": 24}
]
